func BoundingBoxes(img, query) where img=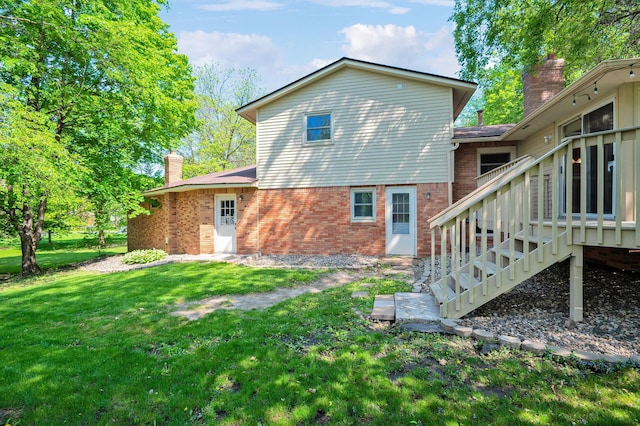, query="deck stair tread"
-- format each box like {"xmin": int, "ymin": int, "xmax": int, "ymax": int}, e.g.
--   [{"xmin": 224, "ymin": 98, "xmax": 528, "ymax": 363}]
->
[
  {"xmin": 430, "ymin": 281, "xmax": 455, "ymax": 304},
  {"xmin": 473, "ymin": 260, "xmax": 497, "ymax": 275},
  {"xmin": 491, "ymin": 248, "xmax": 524, "ymax": 259},
  {"xmin": 514, "ymin": 234, "xmax": 551, "ymax": 244},
  {"xmin": 451, "ymin": 272, "xmax": 478, "ymax": 291}
]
